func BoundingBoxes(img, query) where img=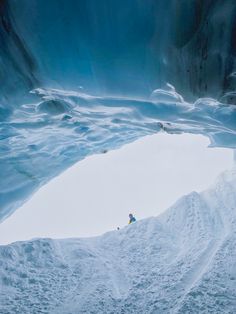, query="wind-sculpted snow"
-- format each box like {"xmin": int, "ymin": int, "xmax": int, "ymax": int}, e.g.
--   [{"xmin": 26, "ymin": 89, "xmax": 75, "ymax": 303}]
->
[
  {"xmin": 1, "ymin": 86, "xmax": 236, "ymax": 221},
  {"xmin": 1, "ymin": 168, "xmax": 236, "ymax": 313}
]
